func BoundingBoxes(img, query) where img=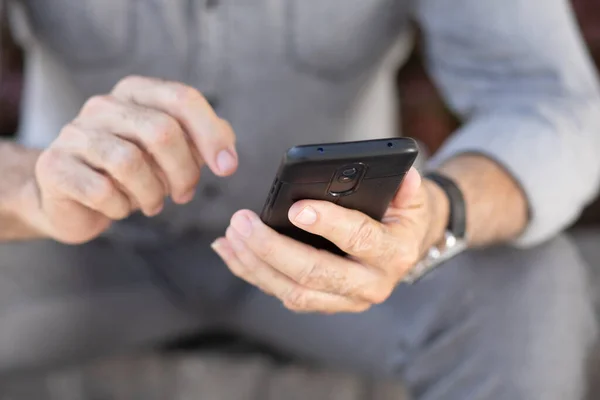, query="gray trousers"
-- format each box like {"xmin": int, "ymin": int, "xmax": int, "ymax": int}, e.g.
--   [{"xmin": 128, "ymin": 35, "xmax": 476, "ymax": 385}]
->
[{"xmin": 0, "ymin": 233, "xmax": 596, "ymax": 400}]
